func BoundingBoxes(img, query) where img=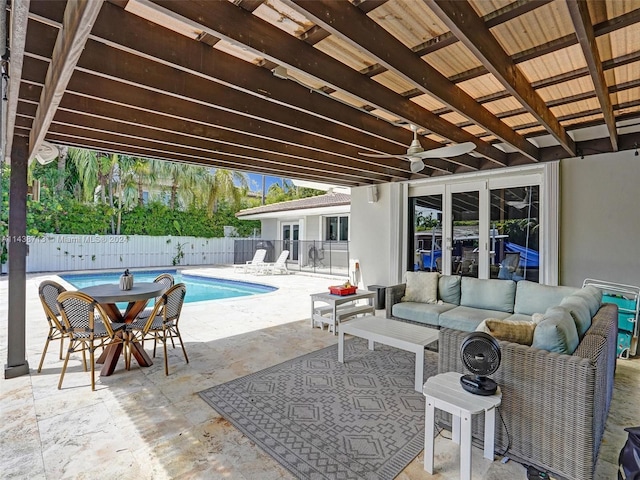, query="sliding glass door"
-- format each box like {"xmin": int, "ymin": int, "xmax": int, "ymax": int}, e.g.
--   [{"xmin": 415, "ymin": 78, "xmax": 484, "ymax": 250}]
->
[{"xmin": 409, "ymin": 175, "xmax": 541, "ymax": 282}]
